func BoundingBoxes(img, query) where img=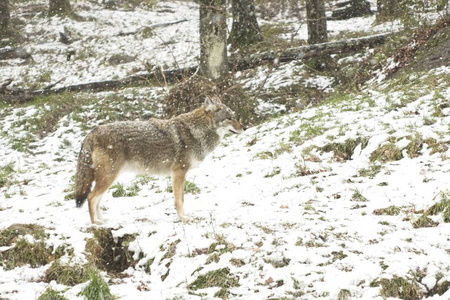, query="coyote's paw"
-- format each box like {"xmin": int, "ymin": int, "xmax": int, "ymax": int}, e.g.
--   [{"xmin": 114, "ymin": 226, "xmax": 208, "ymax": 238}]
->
[
  {"xmin": 179, "ymin": 214, "xmax": 192, "ymax": 223},
  {"xmin": 93, "ymin": 219, "xmax": 104, "ymax": 225}
]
